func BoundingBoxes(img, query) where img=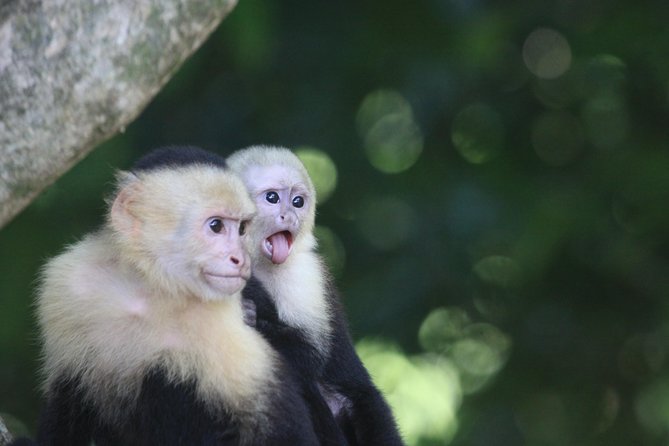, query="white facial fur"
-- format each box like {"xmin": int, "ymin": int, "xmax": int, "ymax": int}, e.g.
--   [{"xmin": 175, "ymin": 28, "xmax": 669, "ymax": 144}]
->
[
  {"xmin": 227, "ymin": 146, "xmax": 333, "ymax": 356},
  {"xmin": 244, "ymin": 164, "xmax": 312, "ymax": 264},
  {"xmin": 195, "ymin": 214, "xmax": 251, "ymax": 296},
  {"xmin": 39, "ymin": 235, "xmax": 278, "ymax": 425},
  {"xmin": 110, "ymin": 166, "xmax": 255, "ymax": 301},
  {"xmin": 37, "ymin": 165, "xmax": 277, "ymax": 427}
]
